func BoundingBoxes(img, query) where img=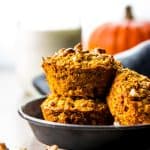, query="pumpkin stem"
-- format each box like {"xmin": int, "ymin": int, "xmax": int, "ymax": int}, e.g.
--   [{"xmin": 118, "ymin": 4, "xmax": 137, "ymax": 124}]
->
[{"xmin": 125, "ymin": 5, "xmax": 134, "ymax": 20}]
